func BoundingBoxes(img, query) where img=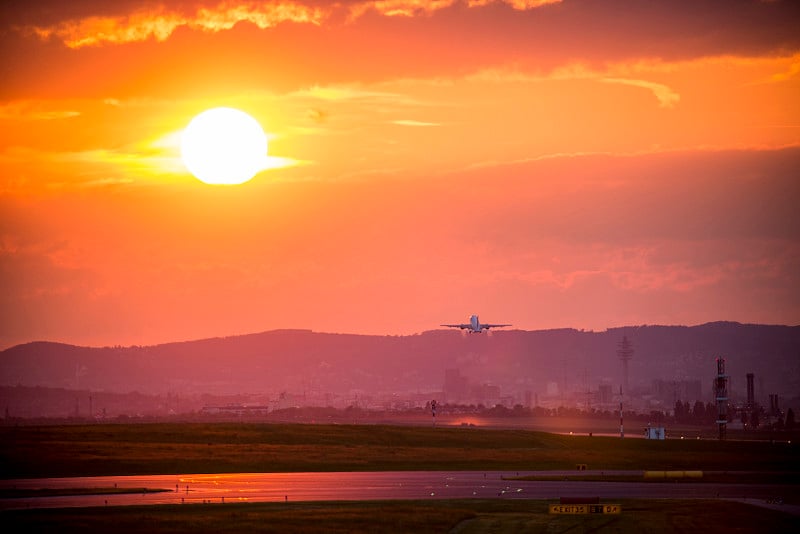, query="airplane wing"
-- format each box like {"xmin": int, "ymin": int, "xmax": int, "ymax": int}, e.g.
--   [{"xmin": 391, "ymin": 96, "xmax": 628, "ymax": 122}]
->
[
  {"xmin": 482, "ymin": 324, "xmax": 512, "ymax": 329},
  {"xmin": 441, "ymin": 324, "xmax": 470, "ymax": 329}
]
